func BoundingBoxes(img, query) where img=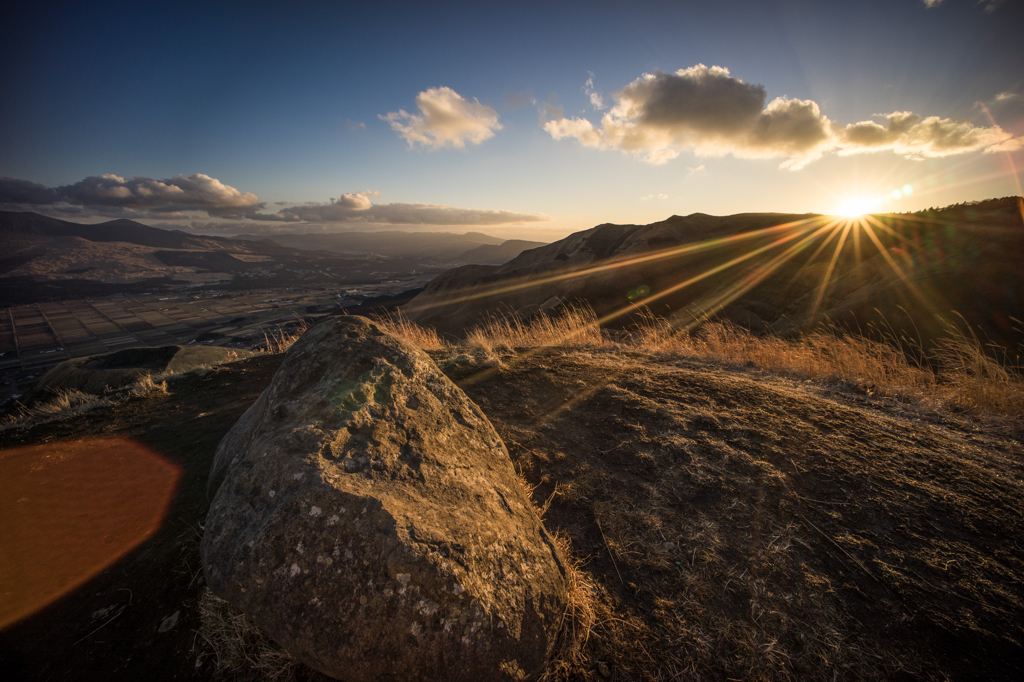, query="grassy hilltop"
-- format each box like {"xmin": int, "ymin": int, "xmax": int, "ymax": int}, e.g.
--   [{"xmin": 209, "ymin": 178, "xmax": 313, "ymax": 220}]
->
[{"xmin": 1, "ymin": 310, "xmax": 1022, "ymax": 681}]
